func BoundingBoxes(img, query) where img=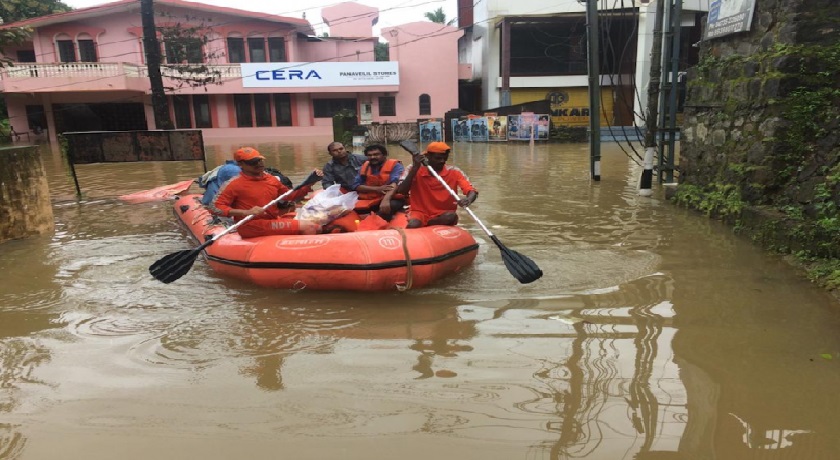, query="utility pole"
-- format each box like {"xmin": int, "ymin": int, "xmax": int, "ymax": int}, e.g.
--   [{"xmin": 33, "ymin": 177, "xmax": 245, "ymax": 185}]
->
[
  {"xmin": 141, "ymin": 0, "xmax": 173, "ymax": 129},
  {"xmin": 661, "ymin": 0, "xmax": 683, "ymax": 183},
  {"xmin": 585, "ymin": 0, "xmax": 601, "ymax": 181},
  {"xmin": 639, "ymin": 0, "xmax": 665, "ymax": 197}
]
